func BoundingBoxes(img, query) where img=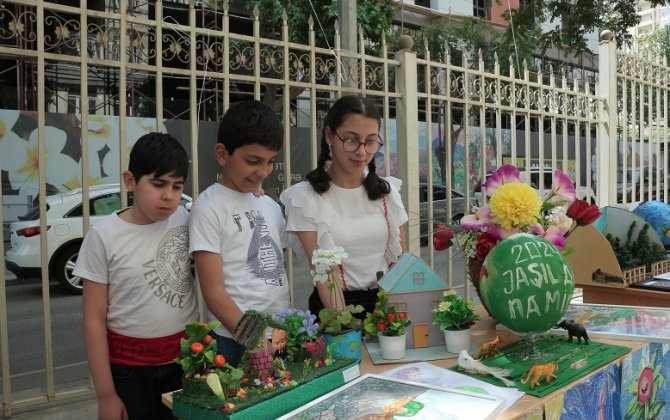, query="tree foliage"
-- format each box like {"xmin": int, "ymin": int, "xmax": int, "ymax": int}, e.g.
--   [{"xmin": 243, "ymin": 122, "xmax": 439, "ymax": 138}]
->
[
  {"xmin": 505, "ymin": 0, "xmax": 670, "ymax": 57},
  {"xmin": 635, "ymin": 25, "xmax": 670, "ymax": 63},
  {"xmin": 244, "ymin": 0, "xmax": 397, "ymax": 54}
]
